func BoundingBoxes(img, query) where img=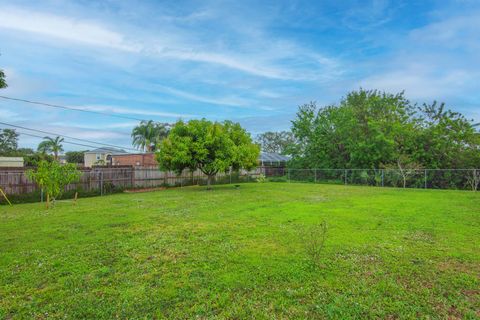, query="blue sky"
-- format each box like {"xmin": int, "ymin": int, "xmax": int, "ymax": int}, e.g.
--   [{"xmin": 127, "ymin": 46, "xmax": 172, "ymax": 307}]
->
[{"xmin": 0, "ymin": 0, "xmax": 479, "ymax": 151}]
